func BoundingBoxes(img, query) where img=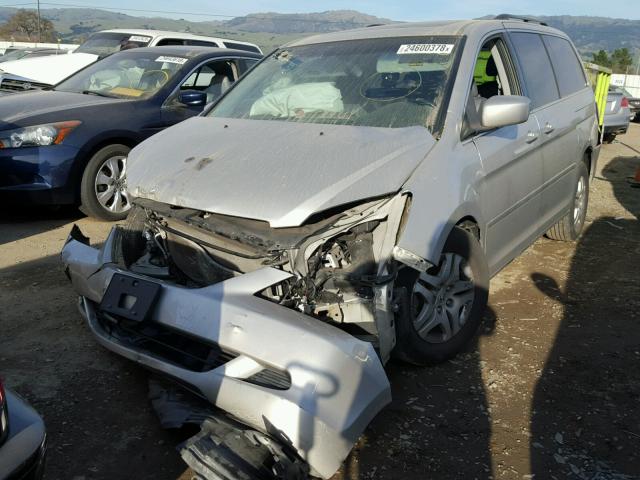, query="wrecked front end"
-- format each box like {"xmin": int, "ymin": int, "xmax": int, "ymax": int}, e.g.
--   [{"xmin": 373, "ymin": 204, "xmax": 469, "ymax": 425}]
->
[{"xmin": 61, "ymin": 194, "xmax": 416, "ymax": 478}]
